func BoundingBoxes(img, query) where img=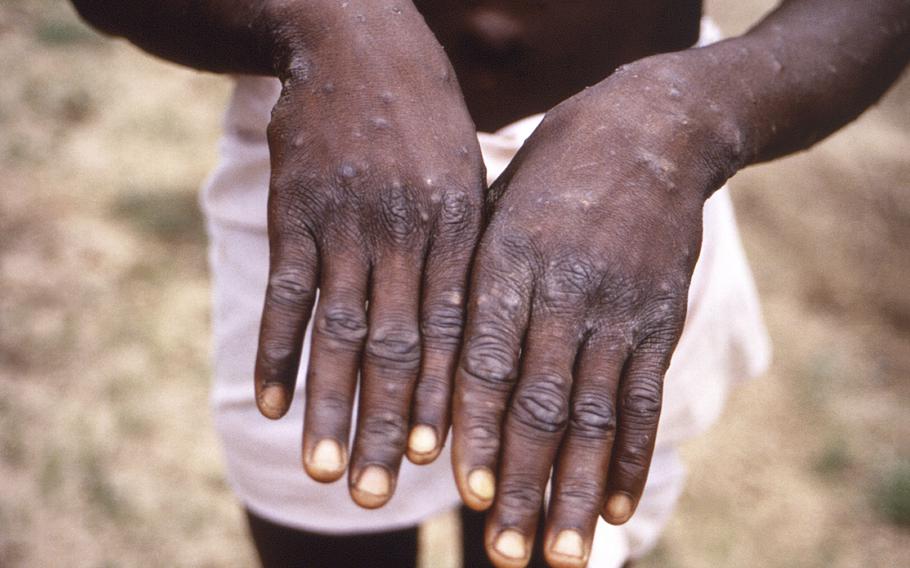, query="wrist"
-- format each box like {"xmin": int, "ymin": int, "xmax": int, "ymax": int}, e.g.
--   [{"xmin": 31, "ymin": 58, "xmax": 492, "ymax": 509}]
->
[
  {"xmin": 573, "ymin": 50, "xmax": 749, "ymax": 202},
  {"xmin": 259, "ymin": 0, "xmax": 334, "ymax": 79},
  {"xmin": 663, "ymin": 33, "xmax": 811, "ymax": 177},
  {"xmin": 614, "ymin": 42, "xmax": 777, "ymax": 198},
  {"xmin": 263, "ymin": 0, "xmax": 430, "ymax": 81}
]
